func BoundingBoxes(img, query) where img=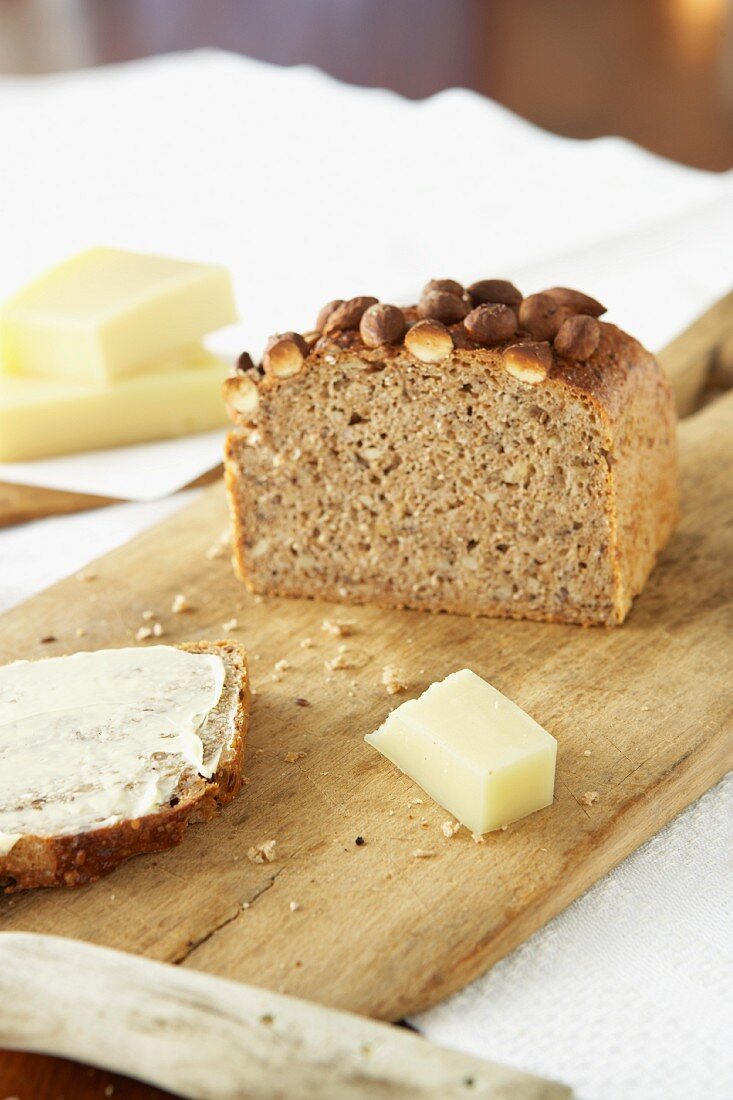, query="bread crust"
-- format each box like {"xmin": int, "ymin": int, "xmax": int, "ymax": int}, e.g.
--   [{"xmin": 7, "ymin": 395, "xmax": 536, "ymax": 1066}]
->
[
  {"xmin": 226, "ymin": 320, "xmax": 678, "ymax": 627},
  {"xmin": 0, "ymin": 641, "xmax": 249, "ymax": 893}
]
